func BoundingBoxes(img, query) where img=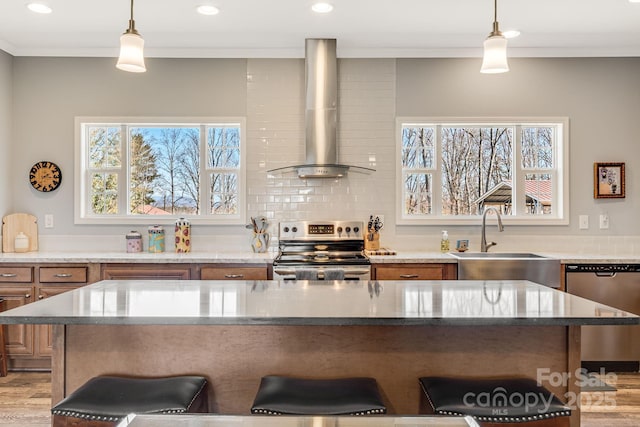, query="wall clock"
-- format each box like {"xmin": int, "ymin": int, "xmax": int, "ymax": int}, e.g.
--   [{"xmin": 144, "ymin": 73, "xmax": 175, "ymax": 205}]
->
[{"xmin": 29, "ymin": 161, "xmax": 62, "ymax": 192}]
